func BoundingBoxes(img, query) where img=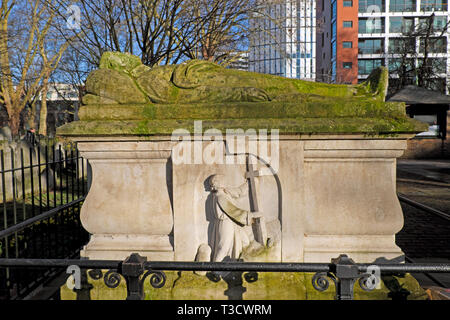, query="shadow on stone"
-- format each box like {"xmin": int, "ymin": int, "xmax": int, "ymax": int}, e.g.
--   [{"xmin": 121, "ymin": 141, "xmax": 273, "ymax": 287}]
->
[
  {"xmin": 372, "ymin": 256, "xmax": 411, "ymax": 300},
  {"xmin": 205, "ymin": 270, "xmax": 259, "ymax": 300},
  {"xmin": 382, "ymin": 275, "xmax": 411, "ymax": 300},
  {"xmin": 222, "ymin": 271, "xmax": 246, "ymax": 300}
]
